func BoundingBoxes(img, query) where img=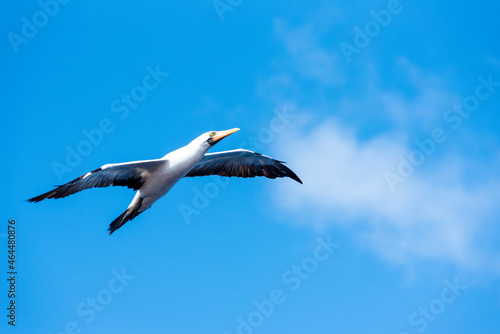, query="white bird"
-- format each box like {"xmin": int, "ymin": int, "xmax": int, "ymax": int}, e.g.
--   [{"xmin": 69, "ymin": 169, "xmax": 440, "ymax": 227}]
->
[{"xmin": 28, "ymin": 128, "xmax": 302, "ymax": 234}]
